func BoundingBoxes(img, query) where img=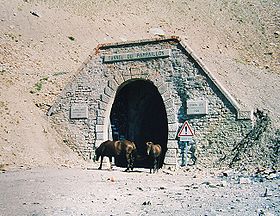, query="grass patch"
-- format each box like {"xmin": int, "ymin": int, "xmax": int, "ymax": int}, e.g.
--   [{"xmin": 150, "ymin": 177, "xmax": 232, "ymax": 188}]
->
[
  {"xmin": 30, "ymin": 77, "xmax": 49, "ymax": 94},
  {"xmin": 34, "ymin": 82, "xmax": 43, "ymax": 91}
]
